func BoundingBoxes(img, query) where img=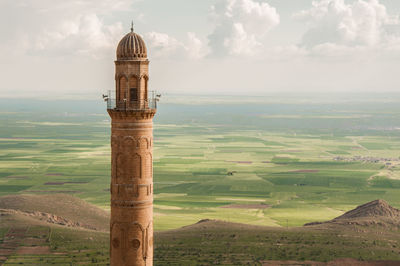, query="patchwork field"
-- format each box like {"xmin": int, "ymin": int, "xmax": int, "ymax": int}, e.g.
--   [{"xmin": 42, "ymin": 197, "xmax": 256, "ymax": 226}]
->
[{"xmin": 1, "ymin": 95, "xmax": 400, "ymax": 231}]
